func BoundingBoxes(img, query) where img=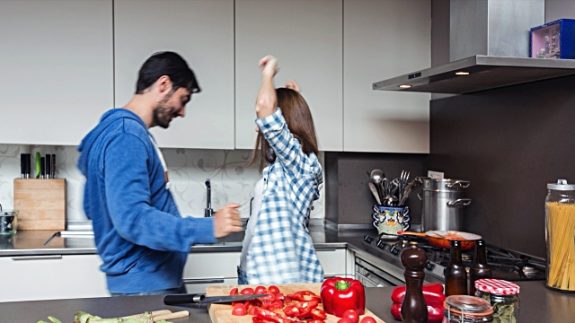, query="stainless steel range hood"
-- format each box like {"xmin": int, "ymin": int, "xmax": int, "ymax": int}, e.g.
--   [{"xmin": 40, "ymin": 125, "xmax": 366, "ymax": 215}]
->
[
  {"xmin": 373, "ymin": 0, "xmax": 575, "ymax": 94},
  {"xmin": 373, "ymin": 55, "xmax": 575, "ymax": 94}
]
